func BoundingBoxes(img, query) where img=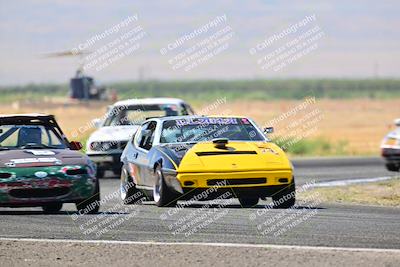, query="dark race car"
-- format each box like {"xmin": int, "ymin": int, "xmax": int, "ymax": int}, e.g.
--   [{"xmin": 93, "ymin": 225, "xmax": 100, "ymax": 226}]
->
[{"xmin": 0, "ymin": 114, "xmax": 100, "ymax": 213}]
